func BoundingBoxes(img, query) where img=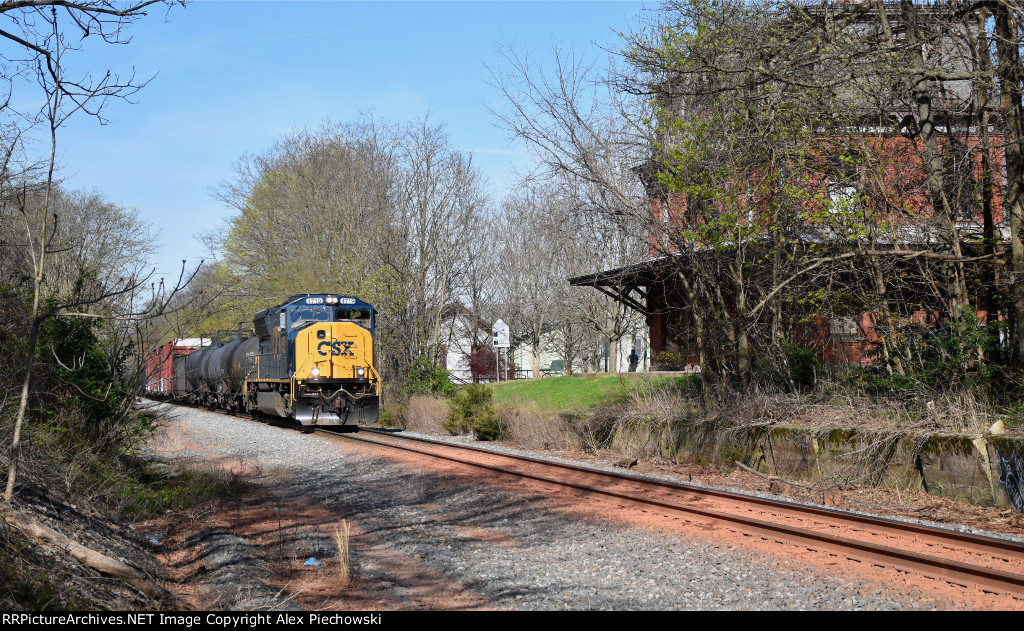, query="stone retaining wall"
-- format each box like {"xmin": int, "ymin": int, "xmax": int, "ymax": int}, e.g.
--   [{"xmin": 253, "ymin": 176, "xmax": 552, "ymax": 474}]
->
[{"xmin": 610, "ymin": 419, "xmax": 1024, "ymax": 511}]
